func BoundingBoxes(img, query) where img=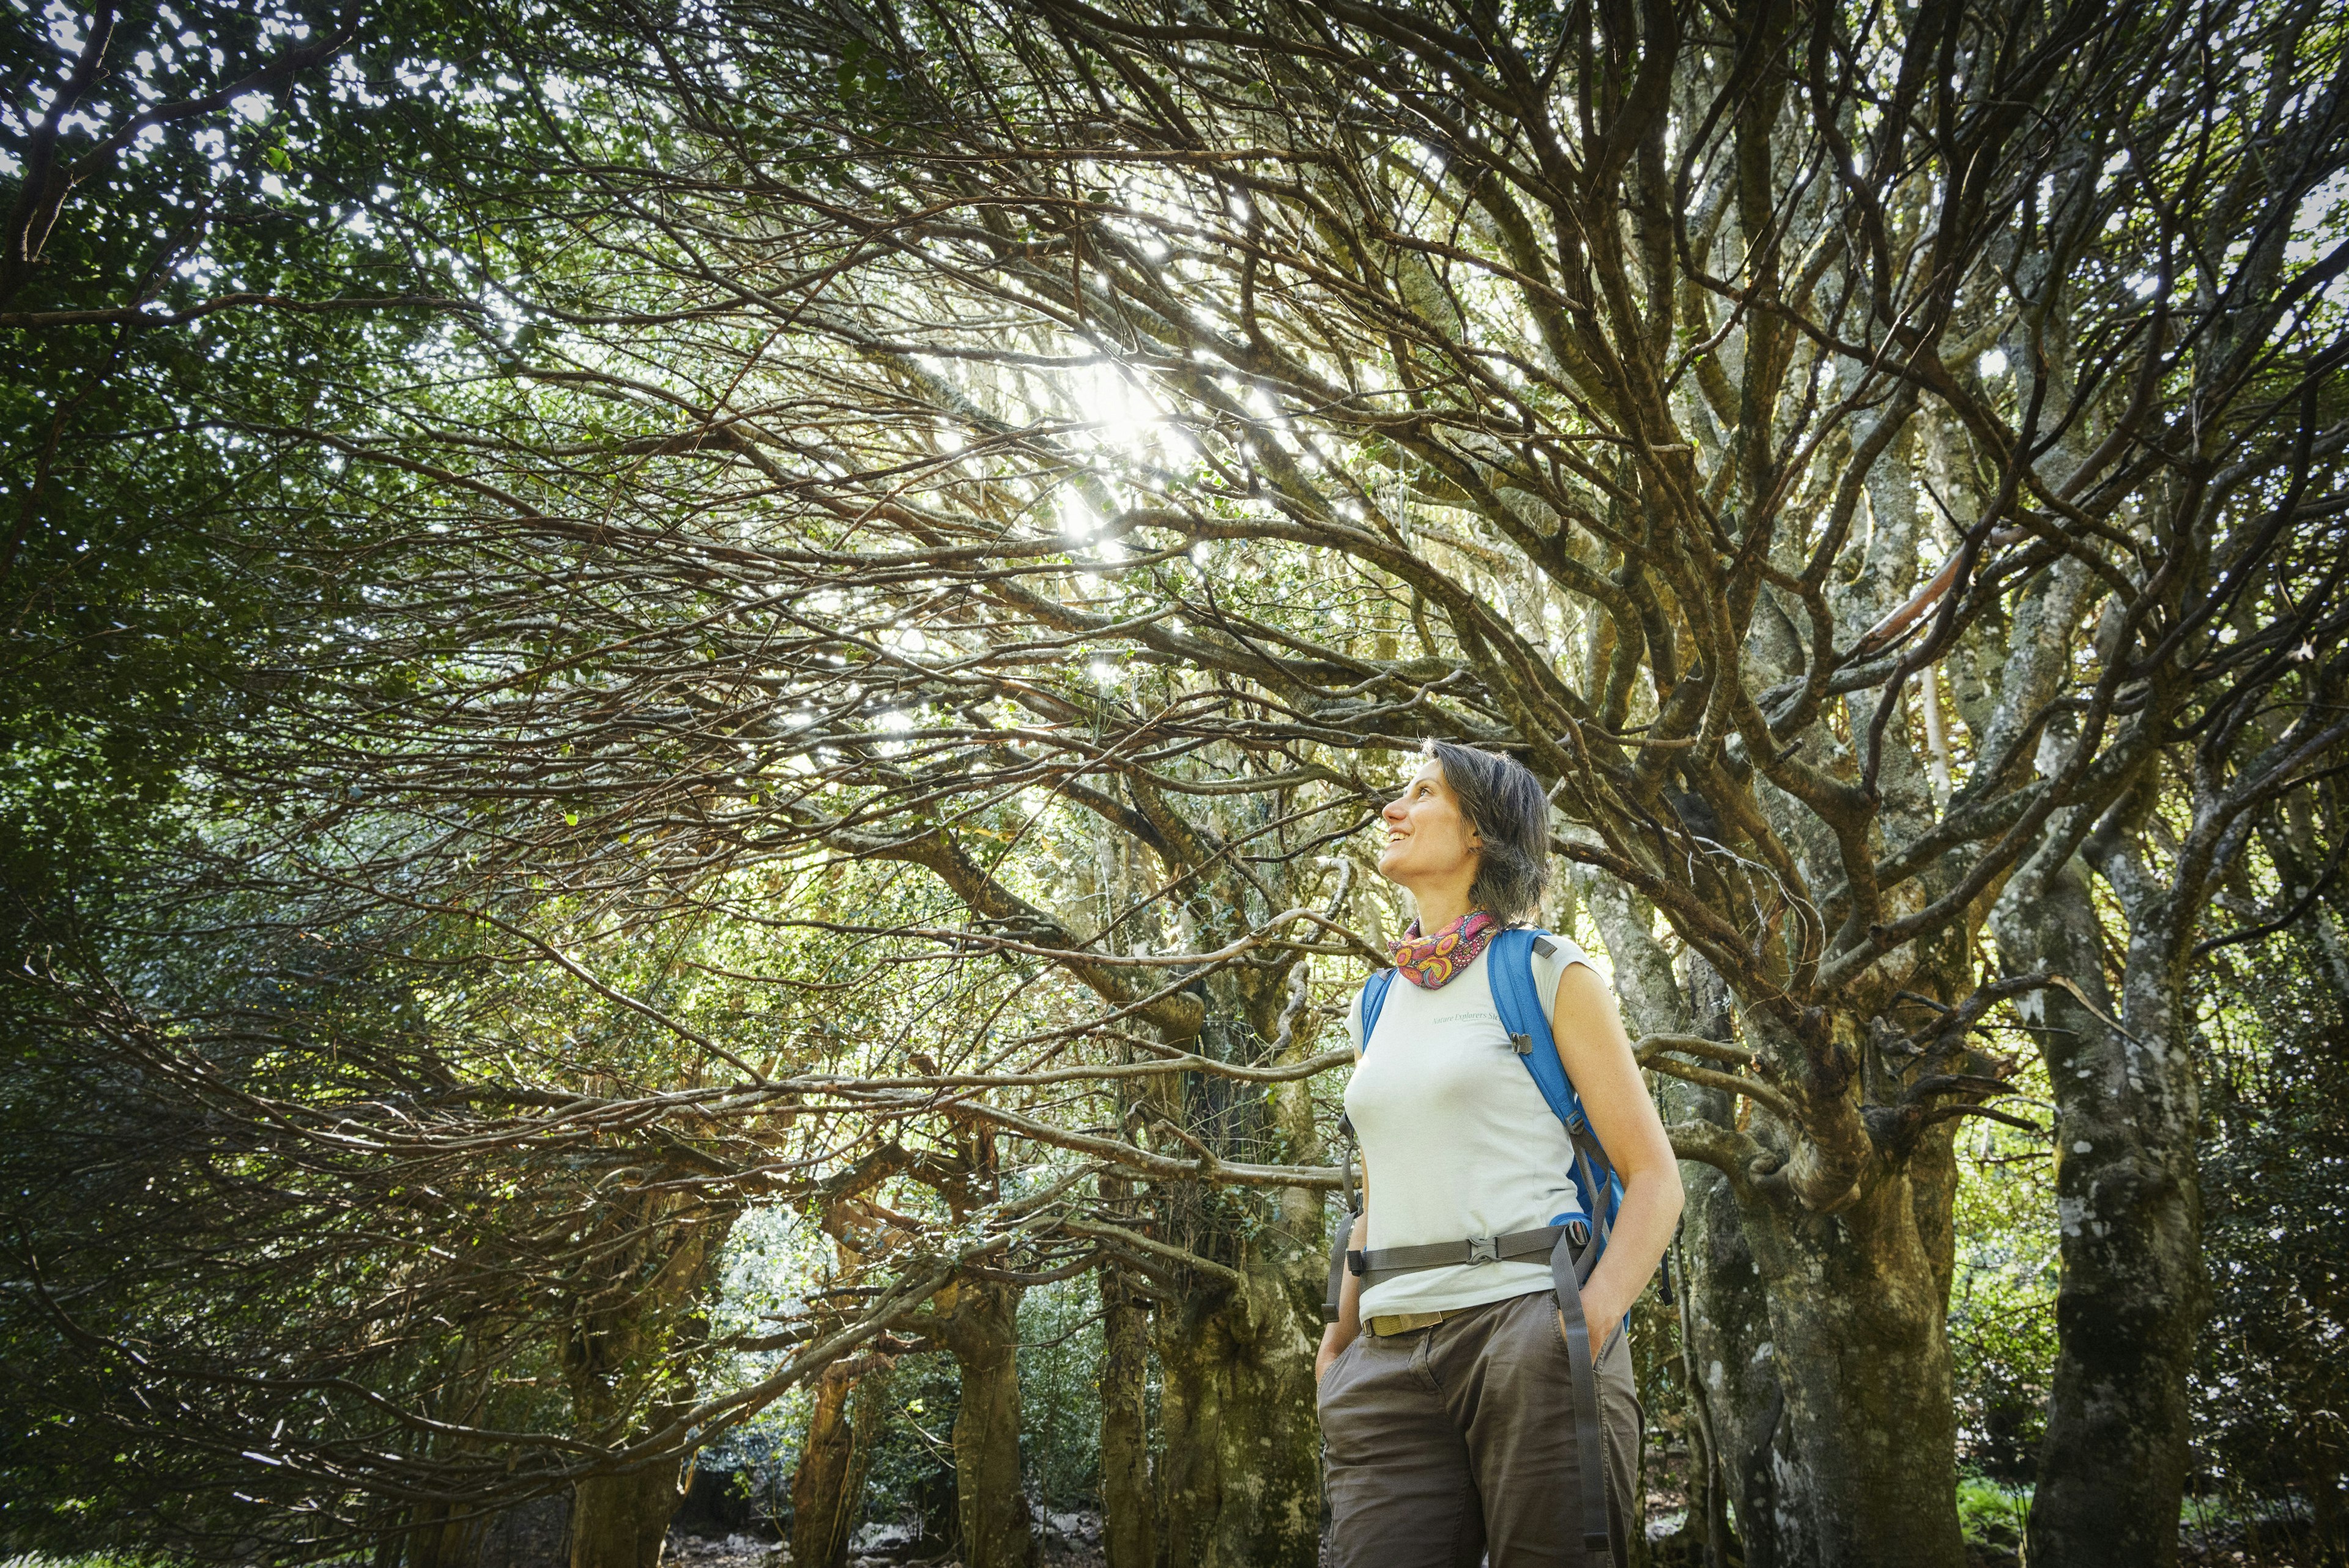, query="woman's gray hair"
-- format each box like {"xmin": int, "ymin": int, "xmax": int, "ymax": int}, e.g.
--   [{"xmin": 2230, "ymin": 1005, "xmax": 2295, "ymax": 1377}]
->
[{"xmin": 1424, "ymin": 740, "xmax": 1553, "ymax": 923}]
